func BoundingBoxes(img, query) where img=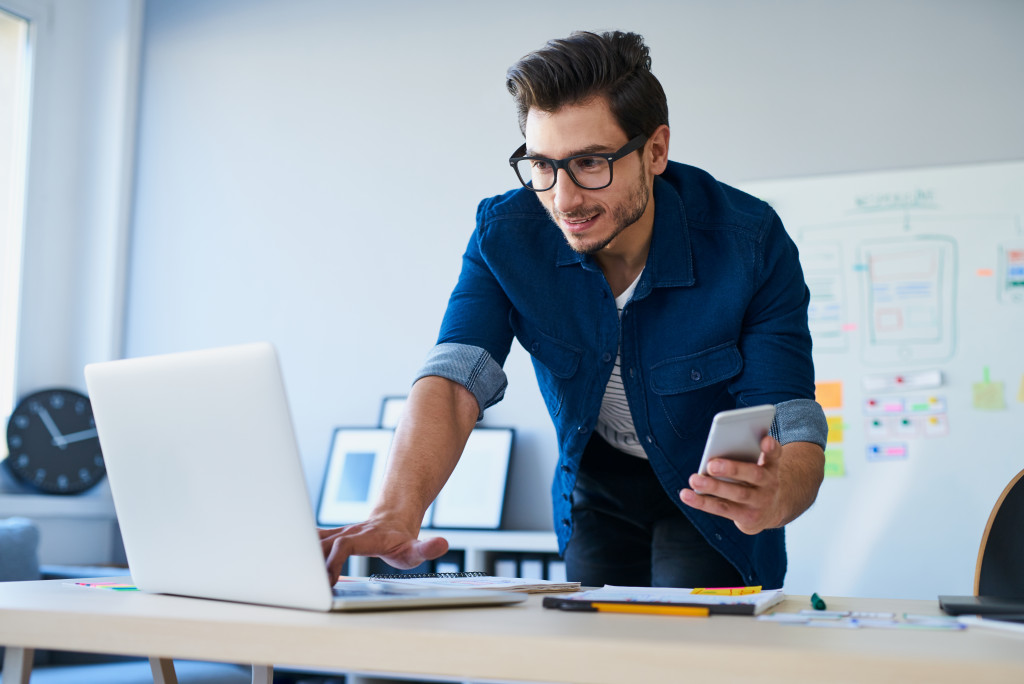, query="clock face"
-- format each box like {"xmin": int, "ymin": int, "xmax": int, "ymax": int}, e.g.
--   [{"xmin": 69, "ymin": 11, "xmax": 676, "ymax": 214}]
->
[{"xmin": 5, "ymin": 388, "xmax": 105, "ymax": 494}]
